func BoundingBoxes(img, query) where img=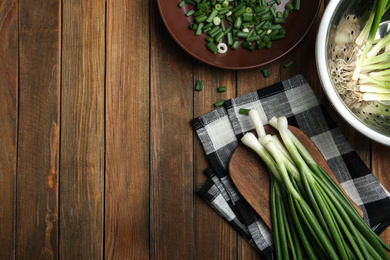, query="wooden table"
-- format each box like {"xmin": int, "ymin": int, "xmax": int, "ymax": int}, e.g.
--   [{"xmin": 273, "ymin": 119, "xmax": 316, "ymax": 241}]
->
[{"xmin": 0, "ymin": 0, "xmax": 389, "ymax": 259}]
